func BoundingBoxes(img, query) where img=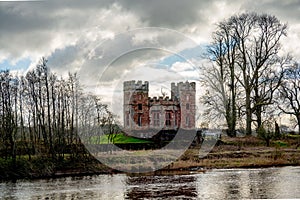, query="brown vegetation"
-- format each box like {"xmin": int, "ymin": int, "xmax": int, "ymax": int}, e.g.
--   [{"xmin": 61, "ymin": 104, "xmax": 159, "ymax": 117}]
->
[{"xmin": 167, "ymin": 136, "xmax": 300, "ymax": 172}]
